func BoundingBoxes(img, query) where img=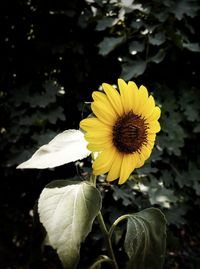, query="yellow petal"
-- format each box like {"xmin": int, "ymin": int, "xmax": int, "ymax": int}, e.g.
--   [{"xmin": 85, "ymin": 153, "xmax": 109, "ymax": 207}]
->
[
  {"xmin": 91, "ymin": 101, "xmax": 117, "ymax": 126},
  {"xmin": 137, "ymin": 85, "xmax": 149, "ymax": 113},
  {"xmin": 146, "ymin": 106, "xmax": 161, "ymax": 122},
  {"xmin": 93, "ymin": 146, "xmax": 116, "ymax": 175},
  {"xmin": 102, "ymin": 83, "xmax": 123, "ymax": 116},
  {"xmin": 148, "ymin": 121, "xmax": 161, "ymax": 133},
  {"xmin": 146, "ymin": 140, "xmax": 155, "ymax": 150},
  {"xmin": 107, "ymin": 152, "xmax": 123, "ymax": 182},
  {"xmin": 85, "ymin": 134, "xmax": 112, "ymax": 147},
  {"xmin": 80, "ymin": 117, "xmax": 110, "ymax": 132},
  {"xmin": 118, "ymin": 154, "xmax": 137, "ymax": 184},
  {"xmin": 140, "ymin": 145, "xmax": 152, "ymax": 160},
  {"xmin": 87, "ymin": 141, "xmax": 111, "ymax": 152},
  {"xmin": 139, "ymin": 95, "xmax": 155, "ymax": 119},
  {"xmin": 92, "ymin": 91, "xmax": 117, "ymax": 115},
  {"xmin": 92, "ymin": 91, "xmax": 107, "ymax": 103},
  {"xmin": 84, "ymin": 129, "xmax": 112, "ymax": 140},
  {"xmin": 147, "ymin": 133, "xmax": 156, "ymax": 142},
  {"xmin": 127, "ymin": 81, "xmax": 140, "ymax": 114},
  {"xmin": 134, "ymin": 152, "xmax": 145, "ymax": 168}
]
